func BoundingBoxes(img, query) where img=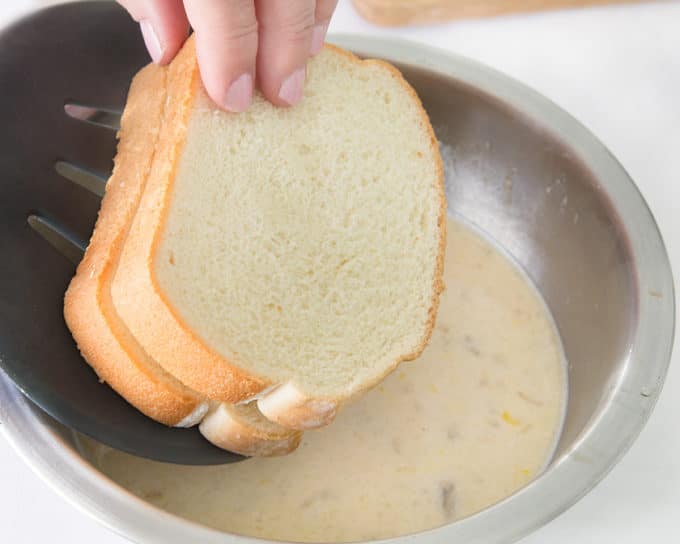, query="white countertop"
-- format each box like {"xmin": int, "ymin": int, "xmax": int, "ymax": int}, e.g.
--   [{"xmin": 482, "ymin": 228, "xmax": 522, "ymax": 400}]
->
[{"xmin": 1, "ymin": 1, "xmax": 678, "ymax": 542}]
